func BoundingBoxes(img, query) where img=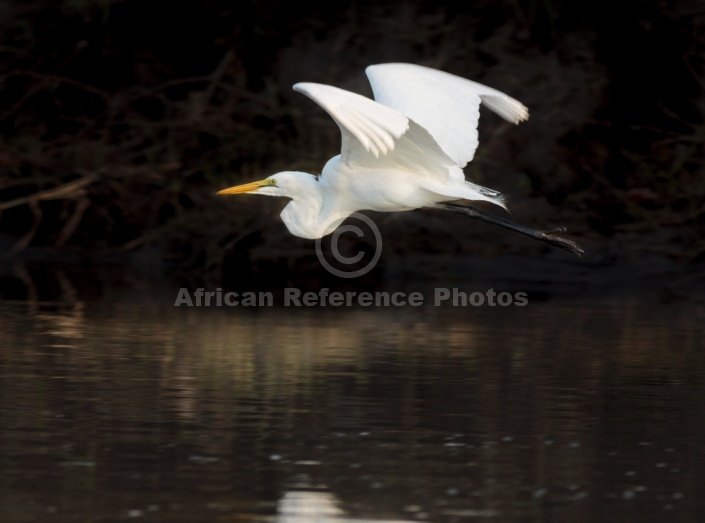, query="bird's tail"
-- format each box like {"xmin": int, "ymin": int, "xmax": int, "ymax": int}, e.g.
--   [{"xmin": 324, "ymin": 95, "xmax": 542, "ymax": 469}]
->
[{"xmin": 464, "ymin": 181, "xmax": 507, "ymax": 210}]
